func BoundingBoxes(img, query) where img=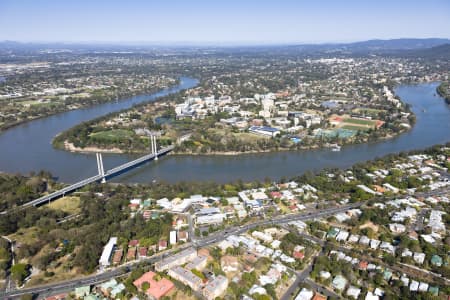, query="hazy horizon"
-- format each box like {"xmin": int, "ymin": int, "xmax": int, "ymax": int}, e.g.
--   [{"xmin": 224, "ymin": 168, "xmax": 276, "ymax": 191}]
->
[
  {"xmin": 1, "ymin": 37, "xmax": 450, "ymax": 47},
  {"xmin": 1, "ymin": 0, "xmax": 449, "ymax": 44}
]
